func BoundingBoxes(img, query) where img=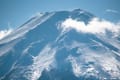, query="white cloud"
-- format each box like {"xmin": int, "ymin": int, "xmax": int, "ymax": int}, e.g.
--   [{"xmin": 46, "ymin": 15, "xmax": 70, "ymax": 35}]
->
[
  {"xmin": 106, "ymin": 9, "xmax": 119, "ymax": 14},
  {"xmin": 61, "ymin": 18, "xmax": 120, "ymax": 35},
  {"xmin": 0, "ymin": 29, "xmax": 13, "ymax": 40}
]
